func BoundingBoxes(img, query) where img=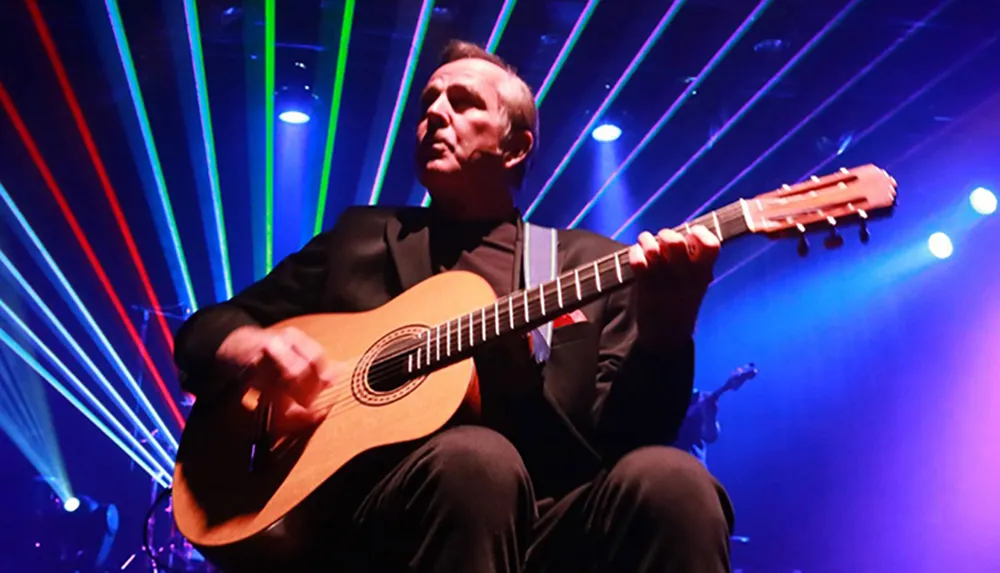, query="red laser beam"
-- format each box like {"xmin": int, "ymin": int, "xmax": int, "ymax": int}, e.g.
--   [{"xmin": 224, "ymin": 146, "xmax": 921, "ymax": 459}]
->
[
  {"xmin": 0, "ymin": 81, "xmax": 184, "ymax": 429},
  {"xmin": 25, "ymin": 0, "xmax": 177, "ymax": 355}
]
